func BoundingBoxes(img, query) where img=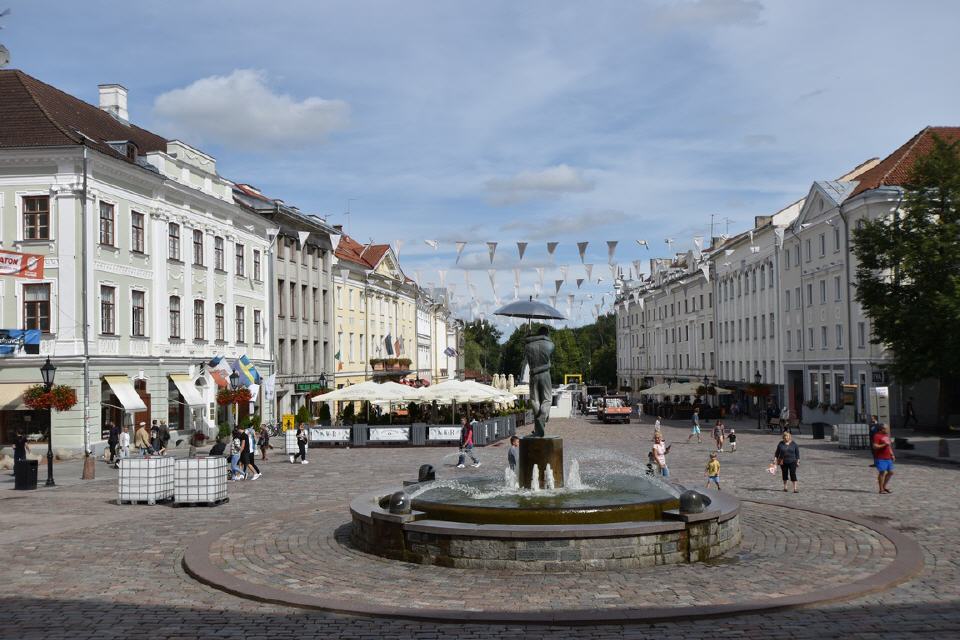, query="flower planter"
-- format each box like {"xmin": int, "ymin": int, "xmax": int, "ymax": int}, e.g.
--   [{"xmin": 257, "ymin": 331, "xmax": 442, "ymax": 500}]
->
[
  {"xmin": 117, "ymin": 456, "xmax": 174, "ymax": 505},
  {"xmin": 174, "ymin": 457, "xmax": 228, "ymax": 506}
]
